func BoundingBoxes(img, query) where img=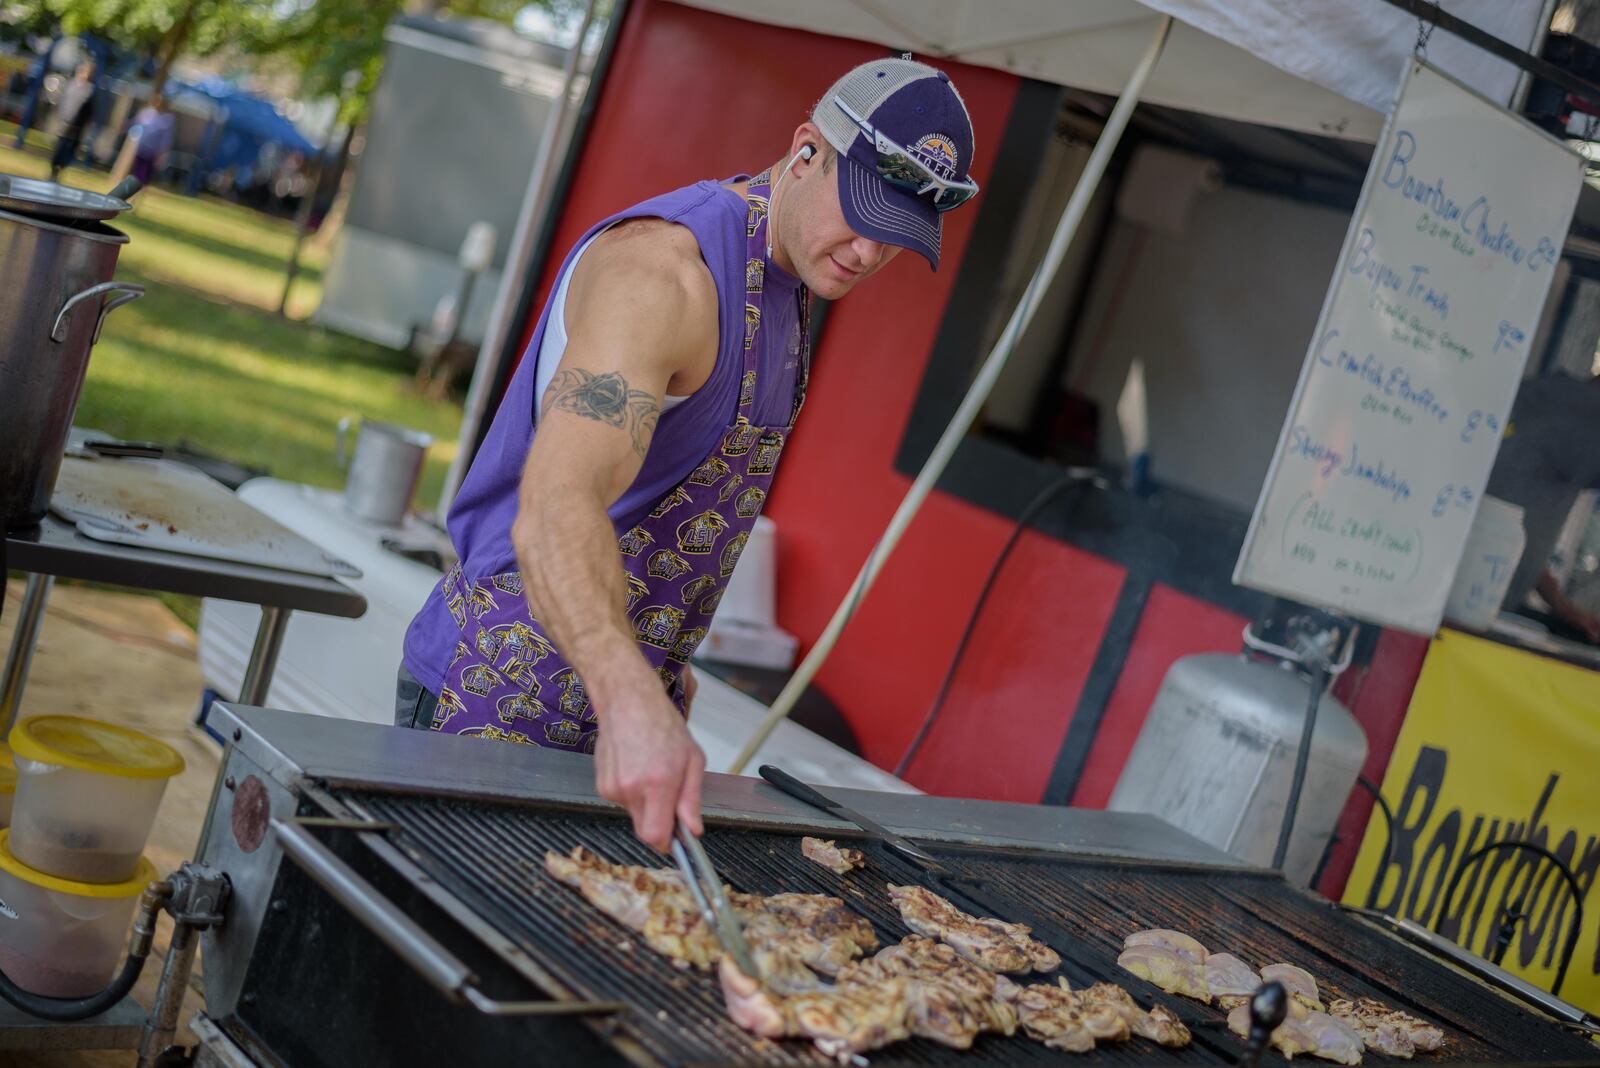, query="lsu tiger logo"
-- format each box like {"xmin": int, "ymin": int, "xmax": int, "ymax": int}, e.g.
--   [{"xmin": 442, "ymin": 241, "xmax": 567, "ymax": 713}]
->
[
  {"xmin": 634, "ymin": 604, "xmax": 685, "ymax": 648},
  {"xmin": 677, "ymin": 509, "xmax": 729, "ymax": 555},
  {"xmin": 681, "ymin": 575, "xmax": 716, "ymax": 605},
  {"xmin": 501, "ymin": 656, "xmax": 543, "ymax": 693},
  {"xmin": 723, "ymin": 422, "xmax": 761, "ymax": 457},
  {"xmin": 552, "ymin": 668, "xmax": 591, "ymax": 721},
  {"xmin": 490, "ymin": 573, "xmax": 524, "ymax": 596},
  {"xmin": 745, "ymin": 257, "xmax": 764, "ymax": 293},
  {"xmin": 474, "ymin": 625, "xmax": 504, "ymax": 662},
  {"xmin": 647, "ymin": 550, "xmax": 691, "ymax": 581},
  {"xmin": 669, "ymin": 627, "xmax": 707, "ymax": 664},
  {"xmin": 466, "ymin": 584, "xmax": 498, "ymax": 619},
  {"xmin": 719, "ymin": 530, "xmax": 749, "ymax": 578},
  {"xmin": 433, "ymin": 687, "xmax": 467, "ymax": 730},
  {"xmin": 688, "ymin": 456, "xmax": 731, "ymax": 487},
  {"xmin": 618, "ymin": 526, "xmax": 653, "ymax": 557},
  {"xmin": 544, "ymin": 719, "xmax": 584, "ymax": 747},
  {"xmin": 749, "ymin": 431, "xmax": 785, "ymax": 475},
  {"xmin": 744, "ymin": 303, "xmax": 761, "ymax": 350},
  {"xmin": 650, "ymin": 486, "xmax": 692, "ymax": 518},
  {"xmin": 459, "ymin": 663, "xmax": 503, "ymax": 697},
  {"xmin": 735, "ymin": 485, "xmax": 766, "ymax": 518},
  {"xmin": 496, "ymin": 620, "xmax": 554, "ymax": 666},
  {"xmin": 465, "ymin": 724, "xmax": 534, "ymax": 745},
  {"xmin": 717, "ymin": 474, "xmax": 744, "ymax": 505},
  {"xmin": 497, "ymin": 691, "xmax": 547, "ymax": 724},
  {"xmin": 448, "ymin": 640, "xmax": 473, "ymax": 671},
  {"xmin": 746, "ymin": 193, "xmax": 769, "ymax": 237},
  {"xmin": 699, "ymin": 588, "xmax": 725, "ymax": 615},
  {"xmin": 740, "ymin": 370, "xmax": 757, "ymax": 408},
  {"xmin": 623, "ymin": 573, "xmax": 650, "ymax": 610}
]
